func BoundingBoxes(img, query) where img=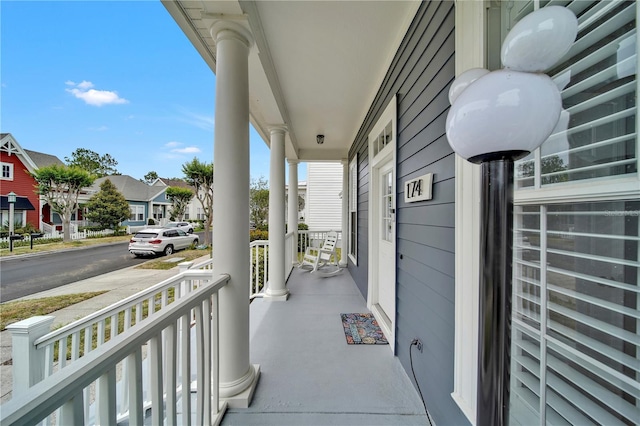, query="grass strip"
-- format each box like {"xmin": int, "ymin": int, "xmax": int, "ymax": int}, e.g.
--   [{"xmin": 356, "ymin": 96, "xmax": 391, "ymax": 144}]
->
[{"xmin": 0, "ymin": 292, "xmax": 107, "ymax": 330}]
